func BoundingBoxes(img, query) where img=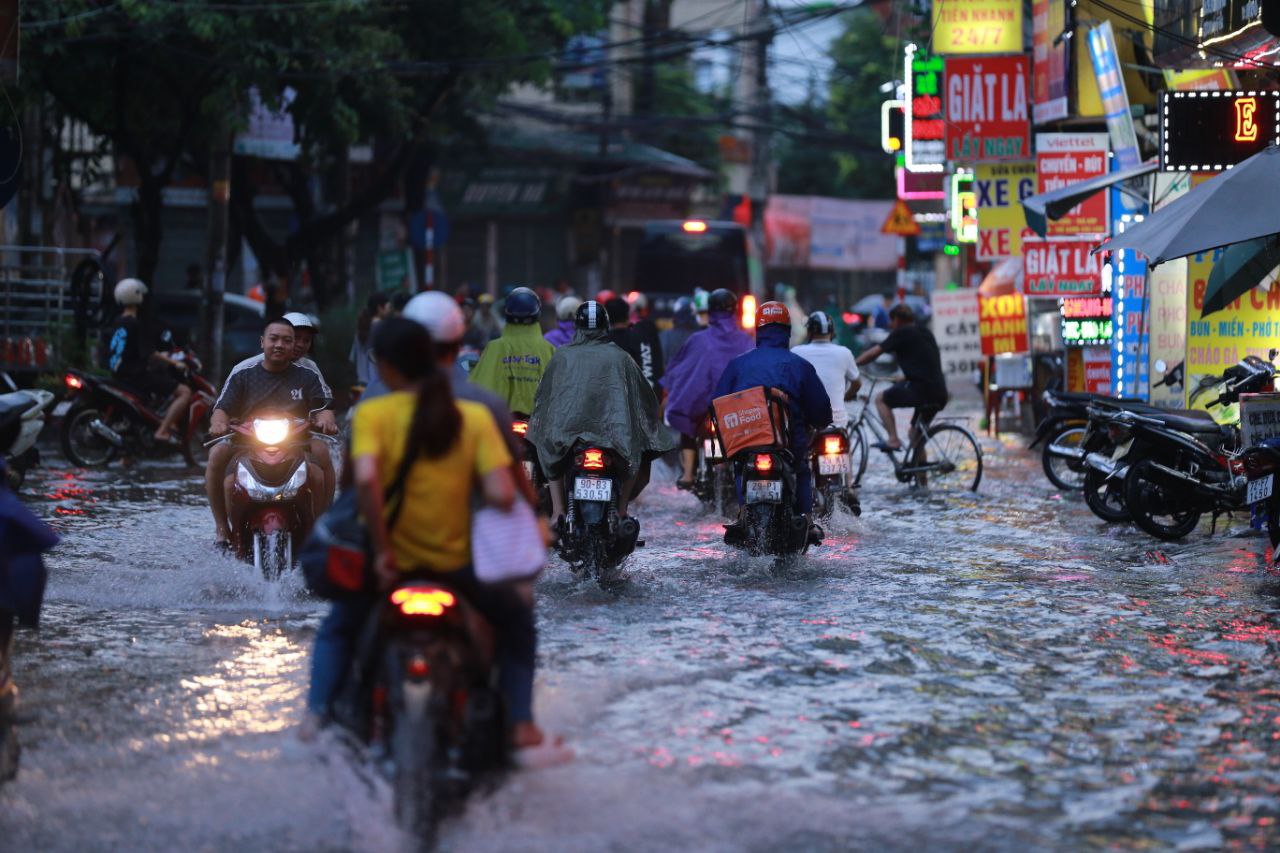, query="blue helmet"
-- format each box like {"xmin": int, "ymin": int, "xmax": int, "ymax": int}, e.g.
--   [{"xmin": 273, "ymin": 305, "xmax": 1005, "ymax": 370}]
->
[{"xmin": 503, "ymin": 286, "xmax": 541, "ymax": 324}]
